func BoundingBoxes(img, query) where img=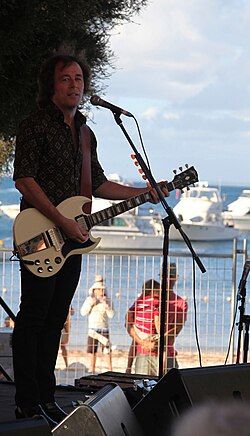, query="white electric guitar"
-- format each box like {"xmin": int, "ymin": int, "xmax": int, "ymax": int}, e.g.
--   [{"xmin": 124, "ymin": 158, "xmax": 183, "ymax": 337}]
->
[{"xmin": 13, "ymin": 166, "xmax": 198, "ymax": 277}]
